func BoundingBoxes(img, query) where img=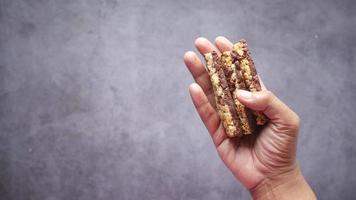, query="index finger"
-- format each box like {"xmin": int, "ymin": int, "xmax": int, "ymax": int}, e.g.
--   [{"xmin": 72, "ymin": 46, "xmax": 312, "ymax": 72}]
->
[
  {"xmin": 215, "ymin": 36, "xmax": 233, "ymax": 52},
  {"xmin": 195, "ymin": 37, "xmax": 221, "ymax": 56}
]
